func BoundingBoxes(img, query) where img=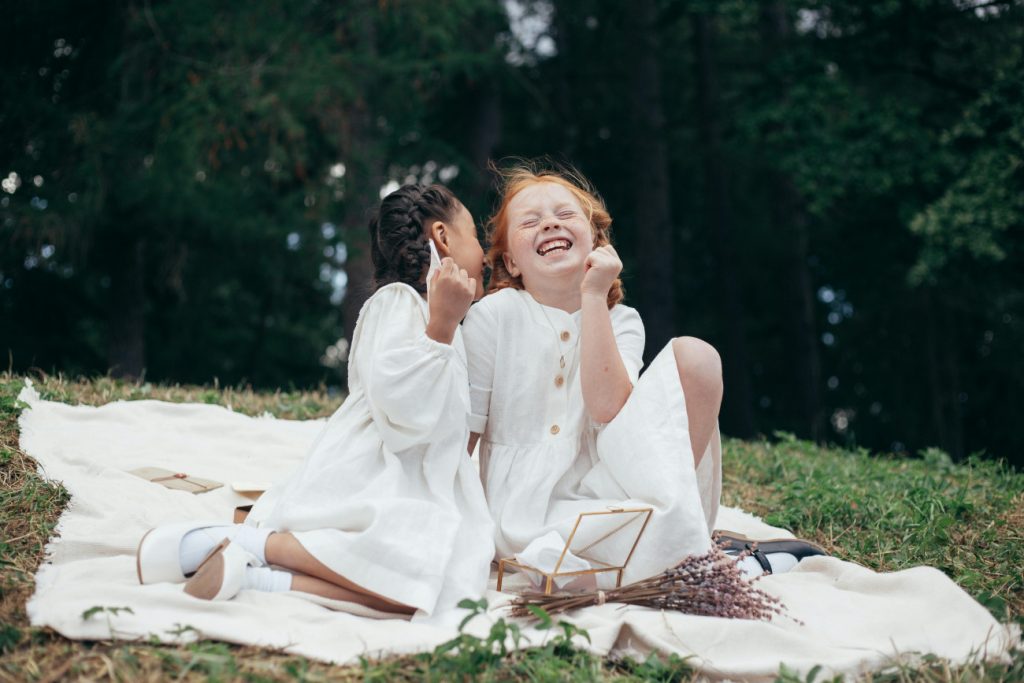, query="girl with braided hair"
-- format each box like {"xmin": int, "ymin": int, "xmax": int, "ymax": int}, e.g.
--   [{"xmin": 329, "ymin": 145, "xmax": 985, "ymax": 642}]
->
[{"xmin": 136, "ymin": 184, "xmax": 494, "ymax": 621}]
